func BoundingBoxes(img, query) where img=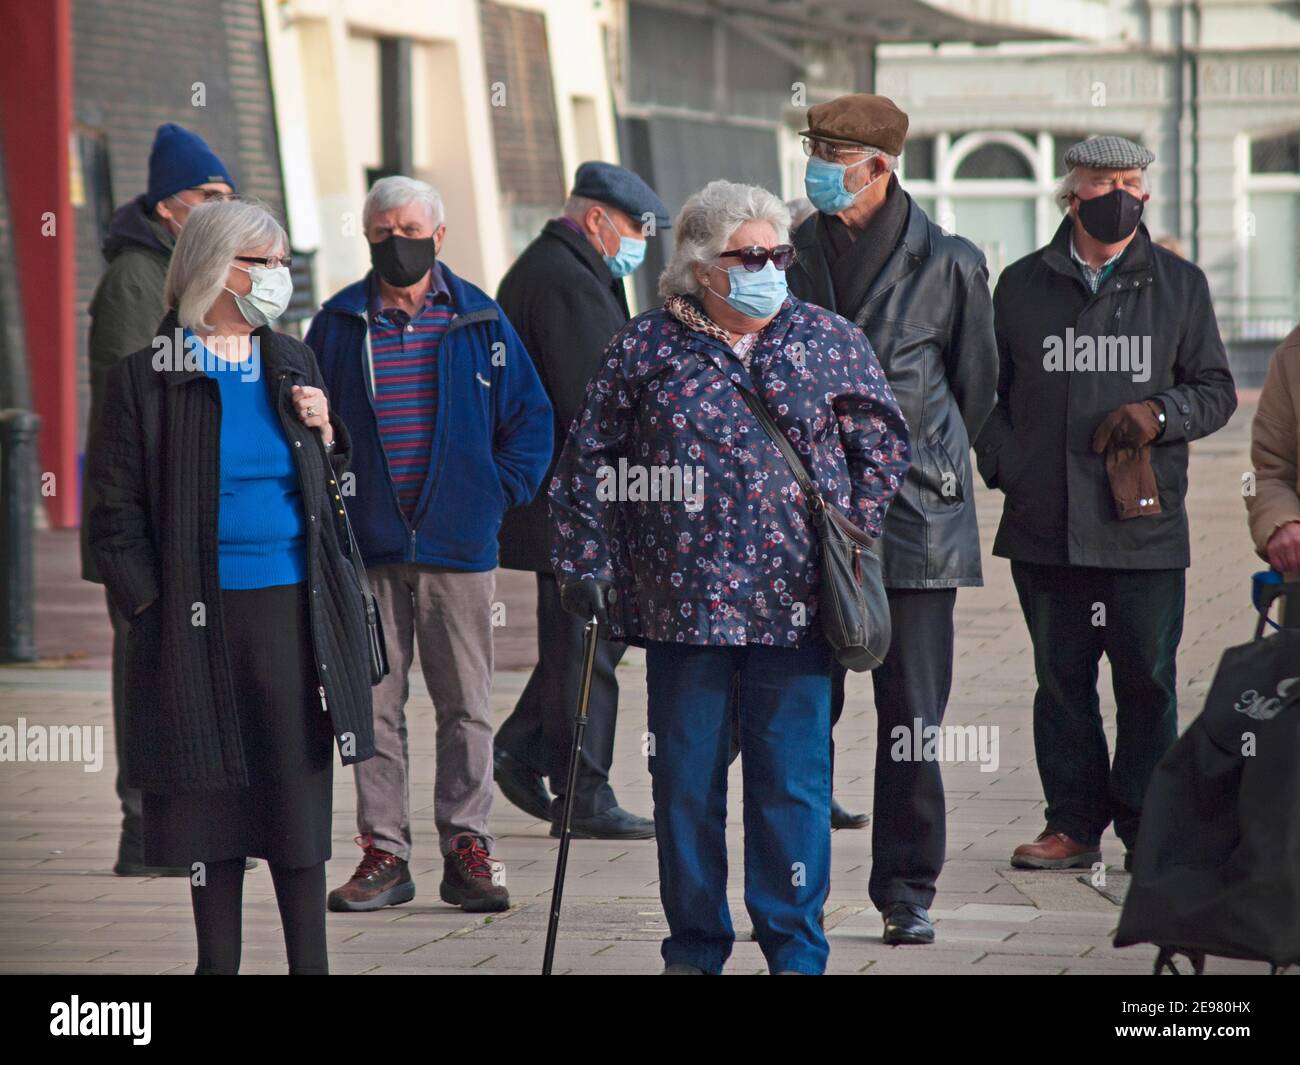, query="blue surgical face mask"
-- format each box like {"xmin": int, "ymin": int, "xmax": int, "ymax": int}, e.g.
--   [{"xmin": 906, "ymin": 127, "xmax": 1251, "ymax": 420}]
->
[
  {"xmin": 707, "ymin": 260, "xmax": 788, "ymax": 319},
  {"xmin": 599, "ymin": 210, "xmax": 646, "ymax": 279},
  {"xmin": 804, "ymin": 155, "xmax": 883, "ymax": 215}
]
